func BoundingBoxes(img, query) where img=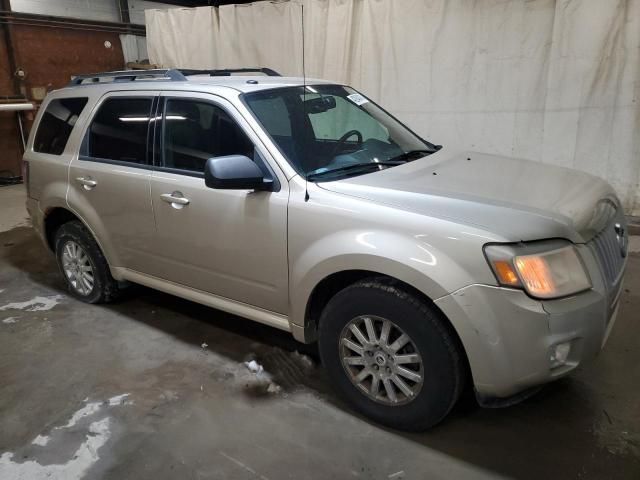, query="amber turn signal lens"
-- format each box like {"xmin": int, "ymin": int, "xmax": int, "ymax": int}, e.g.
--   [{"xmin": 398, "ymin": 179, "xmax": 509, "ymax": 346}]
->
[{"xmin": 493, "ymin": 260, "xmax": 520, "ymax": 286}]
